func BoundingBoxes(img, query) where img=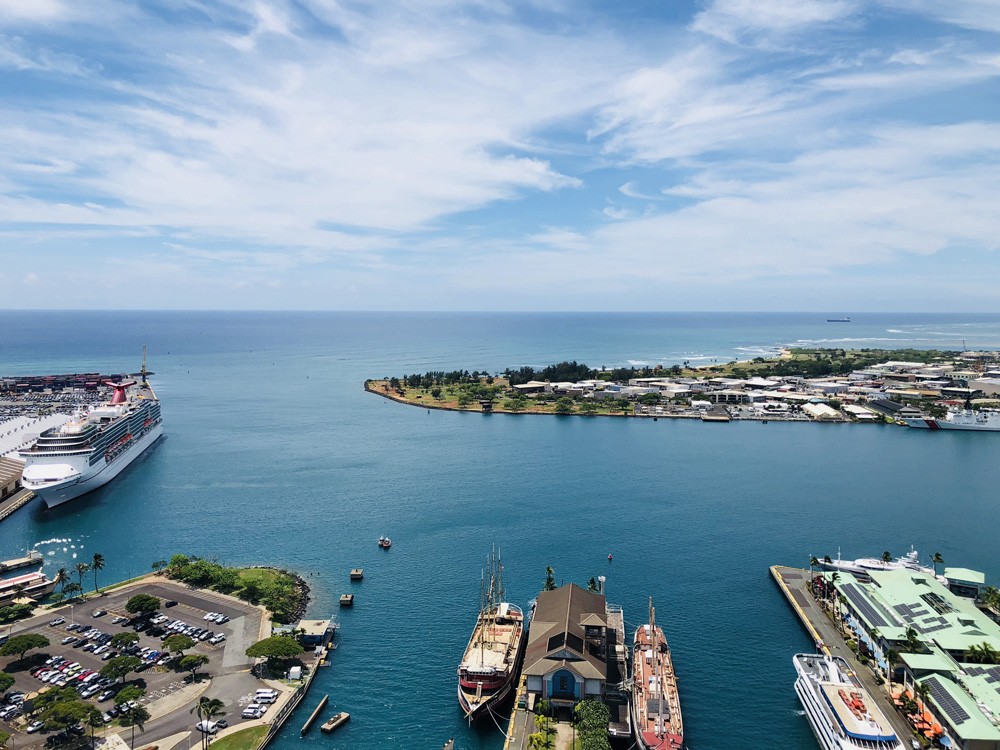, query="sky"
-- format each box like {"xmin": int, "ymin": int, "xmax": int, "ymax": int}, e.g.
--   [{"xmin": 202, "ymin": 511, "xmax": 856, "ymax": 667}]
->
[{"xmin": 2, "ymin": 0, "xmax": 1000, "ymax": 311}]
